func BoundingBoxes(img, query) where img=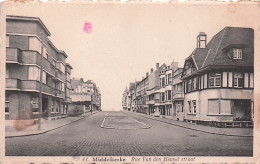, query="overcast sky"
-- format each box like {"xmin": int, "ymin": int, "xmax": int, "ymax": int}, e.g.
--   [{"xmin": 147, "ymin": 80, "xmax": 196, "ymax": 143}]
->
[{"xmin": 3, "ymin": 2, "xmax": 258, "ymax": 111}]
